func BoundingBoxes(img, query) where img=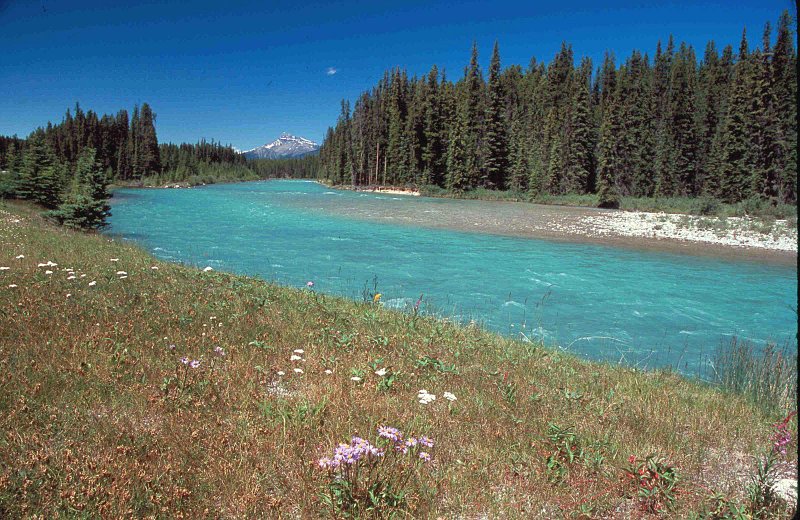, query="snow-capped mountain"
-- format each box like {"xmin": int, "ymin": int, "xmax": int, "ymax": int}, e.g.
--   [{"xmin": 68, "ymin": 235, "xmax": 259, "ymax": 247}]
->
[{"xmin": 241, "ymin": 133, "xmax": 320, "ymax": 159}]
